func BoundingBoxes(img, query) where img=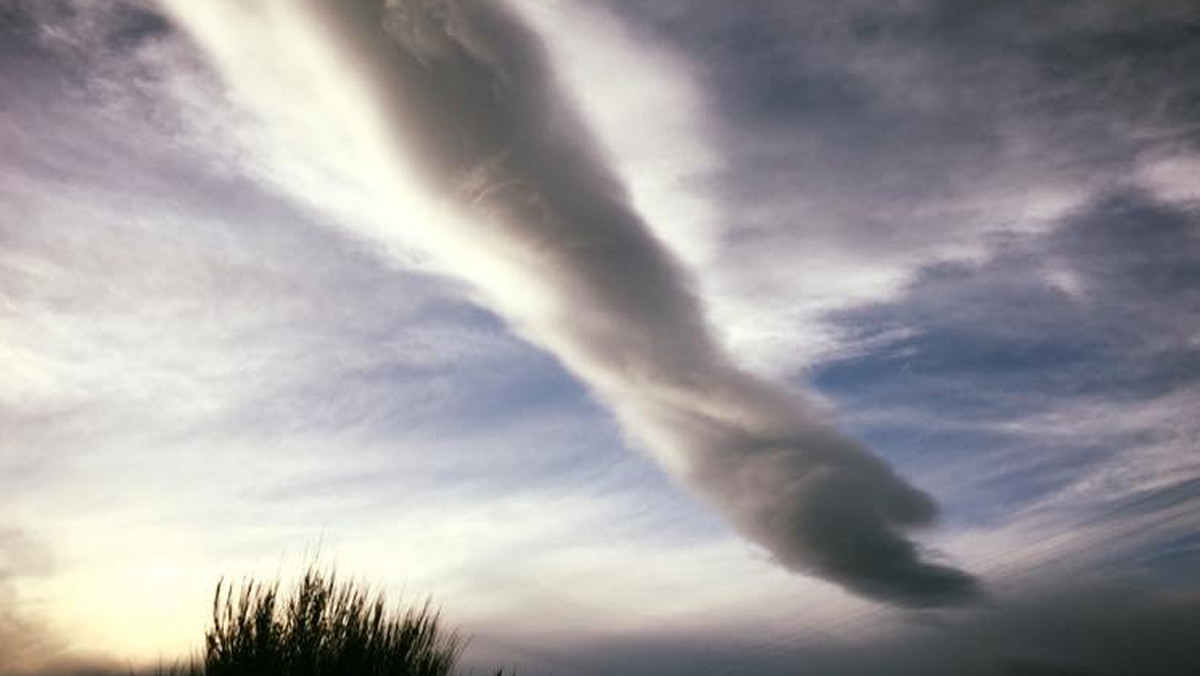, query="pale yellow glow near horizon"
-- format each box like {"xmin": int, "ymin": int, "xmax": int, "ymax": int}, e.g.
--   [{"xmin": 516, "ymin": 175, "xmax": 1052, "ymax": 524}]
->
[{"xmin": 21, "ymin": 485, "xmax": 871, "ymax": 668}]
